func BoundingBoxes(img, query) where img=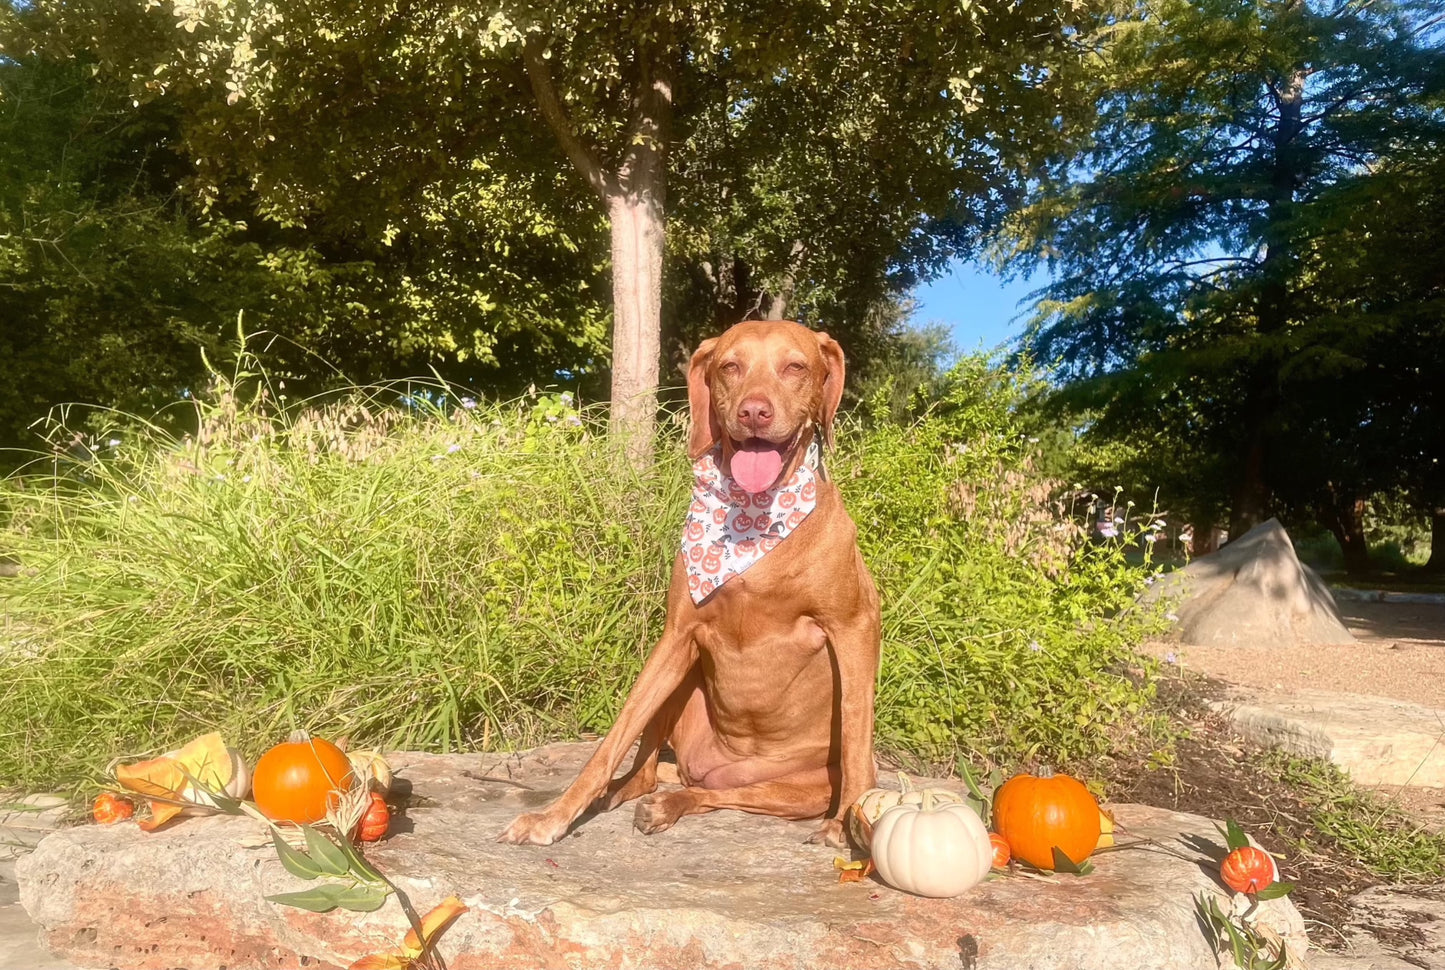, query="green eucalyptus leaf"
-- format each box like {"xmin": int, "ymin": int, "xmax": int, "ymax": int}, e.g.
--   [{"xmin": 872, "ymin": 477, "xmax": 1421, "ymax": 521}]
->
[
  {"xmin": 333, "ymin": 884, "xmax": 391, "ymax": 913},
  {"xmin": 1253, "ymin": 881, "xmax": 1294, "ymax": 901},
  {"xmin": 271, "ymin": 831, "xmax": 323, "ymax": 881},
  {"xmin": 1049, "ymin": 846, "xmax": 1093, "ymax": 875},
  {"xmin": 336, "ymin": 835, "xmax": 386, "ymax": 884},
  {"xmin": 1223, "ymin": 819, "xmax": 1250, "ymax": 852},
  {"xmin": 302, "ymin": 825, "xmax": 352, "ymax": 877},
  {"xmin": 265, "ymin": 883, "xmax": 349, "ymax": 913}
]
